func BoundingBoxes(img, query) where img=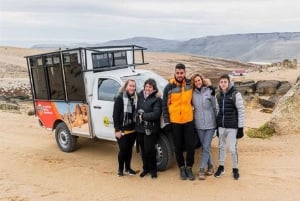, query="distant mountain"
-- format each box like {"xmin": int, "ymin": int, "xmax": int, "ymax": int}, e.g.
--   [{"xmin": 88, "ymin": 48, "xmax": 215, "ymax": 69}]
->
[{"xmin": 31, "ymin": 32, "xmax": 300, "ymax": 62}]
